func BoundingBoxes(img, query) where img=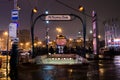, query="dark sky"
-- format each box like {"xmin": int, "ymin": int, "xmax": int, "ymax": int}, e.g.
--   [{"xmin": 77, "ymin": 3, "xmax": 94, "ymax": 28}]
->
[{"xmin": 0, "ymin": 0, "xmax": 120, "ymax": 40}]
